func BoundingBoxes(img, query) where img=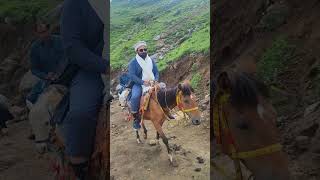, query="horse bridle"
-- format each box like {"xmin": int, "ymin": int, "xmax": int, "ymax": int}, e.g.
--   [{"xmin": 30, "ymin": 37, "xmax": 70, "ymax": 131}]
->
[
  {"xmin": 164, "ymin": 88, "xmax": 199, "ymax": 113},
  {"xmin": 213, "ymin": 92, "xmax": 283, "ymax": 180}
]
